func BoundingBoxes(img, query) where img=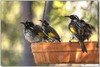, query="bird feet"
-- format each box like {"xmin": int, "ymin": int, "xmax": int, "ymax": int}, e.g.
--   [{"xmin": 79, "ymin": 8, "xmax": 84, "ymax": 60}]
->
[
  {"xmin": 69, "ymin": 36, "xmax": 74, "ymax": 43},
  {"xmin": 69, "ymin": 40, "xmax": 72, "ymax": 43}
]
